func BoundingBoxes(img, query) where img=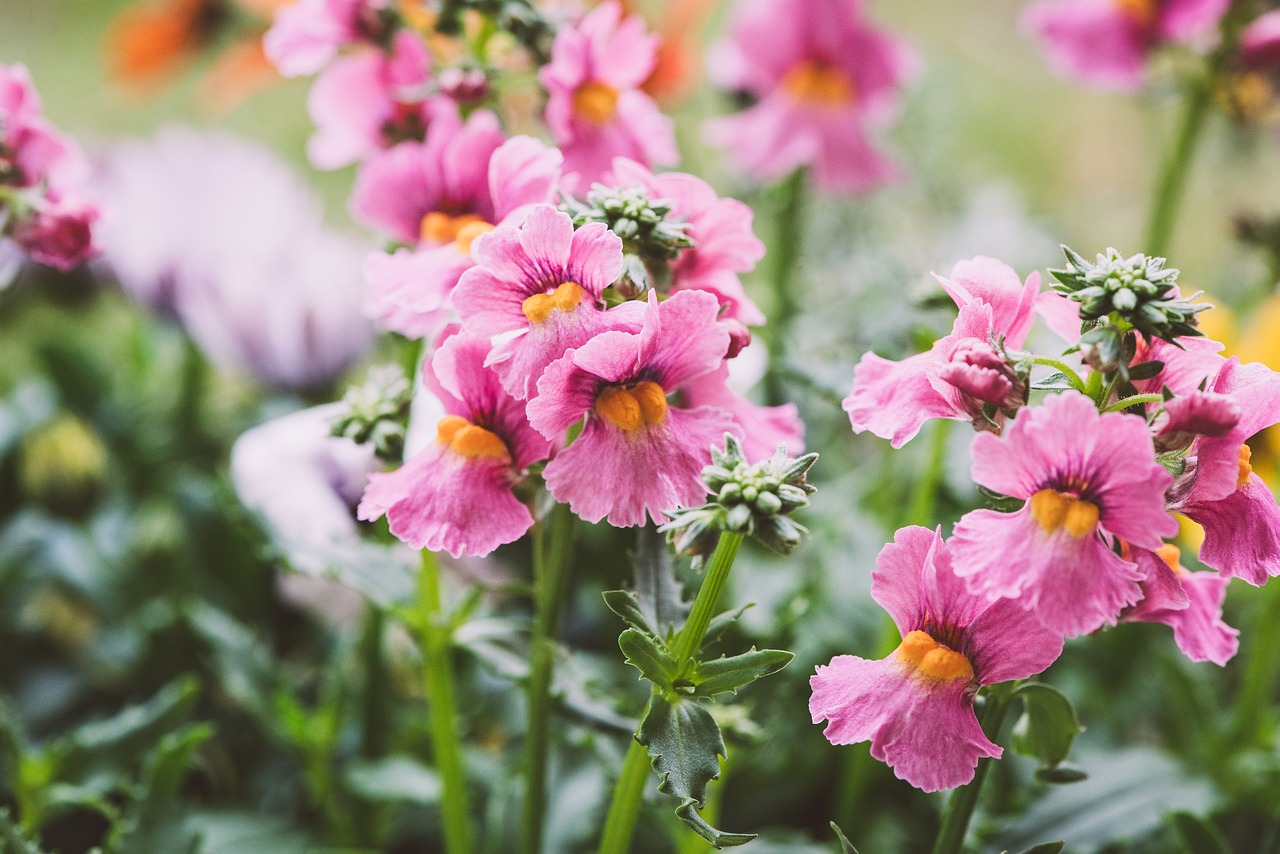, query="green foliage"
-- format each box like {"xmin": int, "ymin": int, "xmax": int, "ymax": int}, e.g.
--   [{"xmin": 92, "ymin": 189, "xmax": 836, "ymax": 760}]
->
[
  {"xmin": 1011, "ymin": 683, "xmax": 1084, "ymax": 772},
  {"xmin": 344, "ymin": 757, "xmax": 442, "ymax": 806},
  {"xmin": 690, "ymin": 649, "xmax": 794, "ymax": 699},
  {"xmin": 830, "ymin": 821, "xmax": 859, "ymax": 854}
]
